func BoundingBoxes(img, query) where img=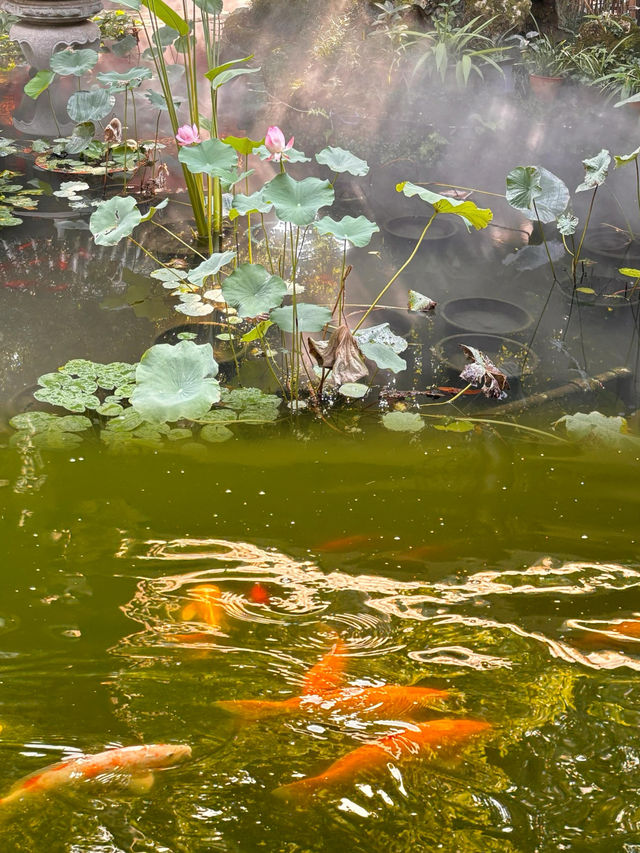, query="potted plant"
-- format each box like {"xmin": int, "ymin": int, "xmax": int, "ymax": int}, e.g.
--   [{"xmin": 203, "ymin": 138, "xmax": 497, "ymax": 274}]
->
[{"xmin": 512, "ymin": 31, "xmax": 569, "ymax": 100}]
